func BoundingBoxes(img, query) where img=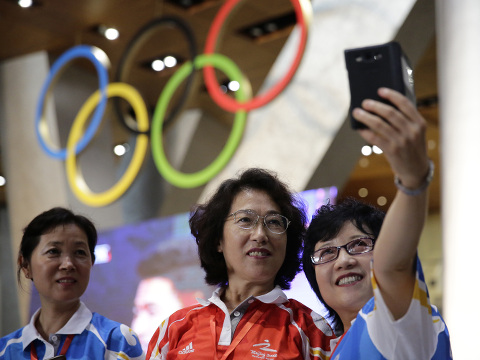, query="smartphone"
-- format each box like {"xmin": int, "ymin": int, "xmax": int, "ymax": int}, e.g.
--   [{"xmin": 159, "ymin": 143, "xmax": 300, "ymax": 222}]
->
[{"xmin": 344, "ymin": 41, "xmax": 416, "ymax": 129}]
